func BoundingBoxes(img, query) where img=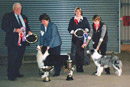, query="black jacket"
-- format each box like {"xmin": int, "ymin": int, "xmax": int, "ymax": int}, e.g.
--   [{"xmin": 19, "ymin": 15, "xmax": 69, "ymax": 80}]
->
[
  {"xmin": 92, "ymin": 22, "xmax": 108, "ymax": 44},
  {"xmin": 68, "ymin": 17, "xmax": 90, "ymax": 44},
  {"xmin": 1, "ymin": 11, "xmax": 31, "ymax": 46}
]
